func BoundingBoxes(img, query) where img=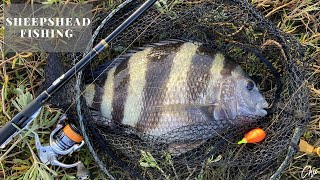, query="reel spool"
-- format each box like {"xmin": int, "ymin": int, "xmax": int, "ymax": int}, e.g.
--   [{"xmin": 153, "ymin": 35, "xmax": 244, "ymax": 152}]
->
[
  {"xmin": 51, "ymin": 124, "xmax": 84, "ymax": 154},
  {"xmin": 32, "ymin": 115, "xmax": 89, "ymax": 179}
]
